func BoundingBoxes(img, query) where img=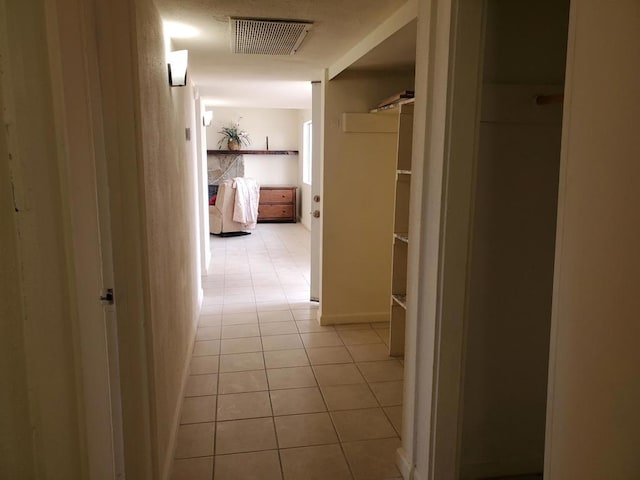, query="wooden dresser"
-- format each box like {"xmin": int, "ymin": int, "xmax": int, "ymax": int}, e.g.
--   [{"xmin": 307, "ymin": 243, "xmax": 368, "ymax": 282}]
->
[{"xmin": 258, "ymin": 186, "xmax": 297, "ymax": 223}]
